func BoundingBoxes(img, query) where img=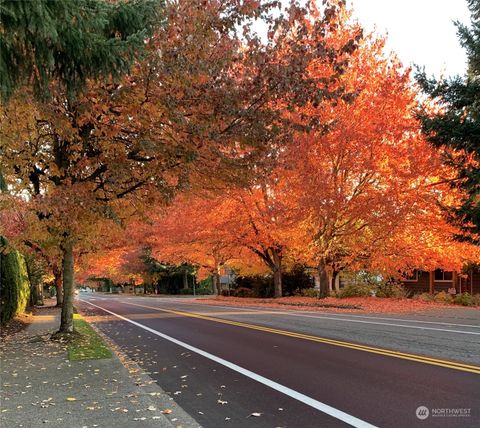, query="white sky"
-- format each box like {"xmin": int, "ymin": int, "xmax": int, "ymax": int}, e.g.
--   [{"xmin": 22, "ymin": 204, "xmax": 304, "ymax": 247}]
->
[{"xmin": 349, "ymin": 0, "xmax": 471, "ymax": 77}]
